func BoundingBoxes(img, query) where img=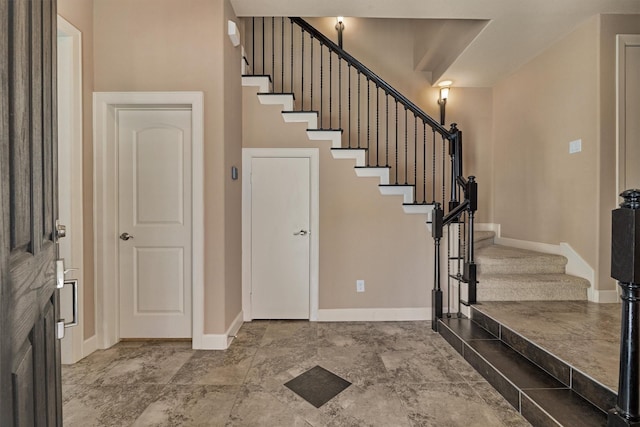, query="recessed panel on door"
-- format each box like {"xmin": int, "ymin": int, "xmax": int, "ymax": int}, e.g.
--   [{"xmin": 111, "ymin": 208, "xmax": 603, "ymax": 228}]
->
[
  {"xmin": 135, "ymin": 247, "xmax": 184, "ymax": 314},
  {"xmin": 135, "ymin": 128, "xmax": 184, "ymax": 225}
]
